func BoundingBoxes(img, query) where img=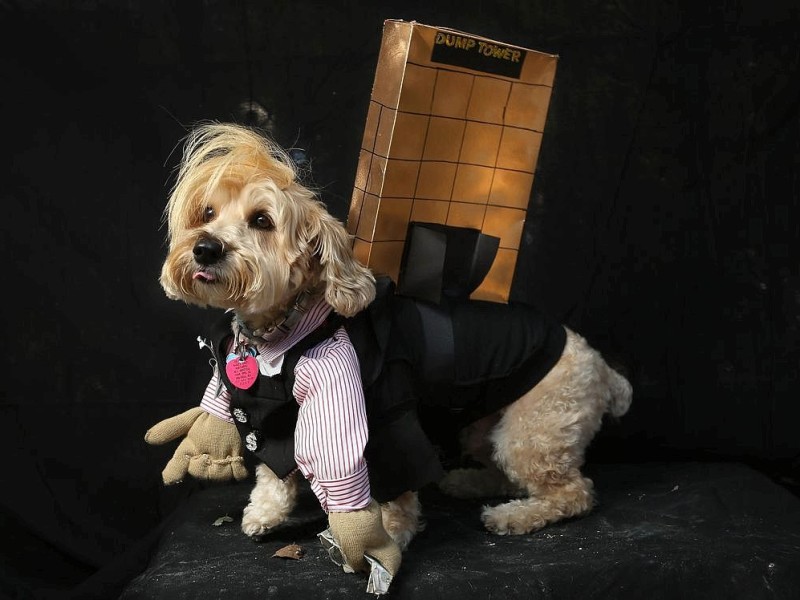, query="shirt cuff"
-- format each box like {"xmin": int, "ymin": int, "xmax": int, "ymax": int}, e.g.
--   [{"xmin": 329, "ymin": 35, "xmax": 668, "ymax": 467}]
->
[
  {"xmin": 319, "ymin": 465, "xmax": 372, "ymax": 512},
  {"xmin": 200, "ymin": 383, "xmax": 234, "ymax": 423}
]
